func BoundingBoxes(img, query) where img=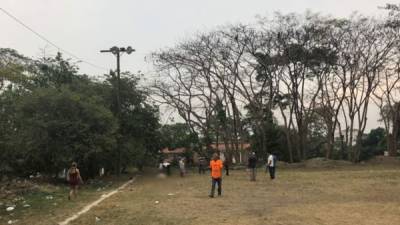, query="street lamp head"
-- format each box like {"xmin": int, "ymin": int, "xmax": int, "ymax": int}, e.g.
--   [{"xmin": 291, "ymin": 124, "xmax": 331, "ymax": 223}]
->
[
  {"xmin": 110, "ymin": 46, "xmax": 119, "ymax": 55},
  {"xmin": 126, "ymin": 46, "xmax": 135, "ymax": 54}
]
